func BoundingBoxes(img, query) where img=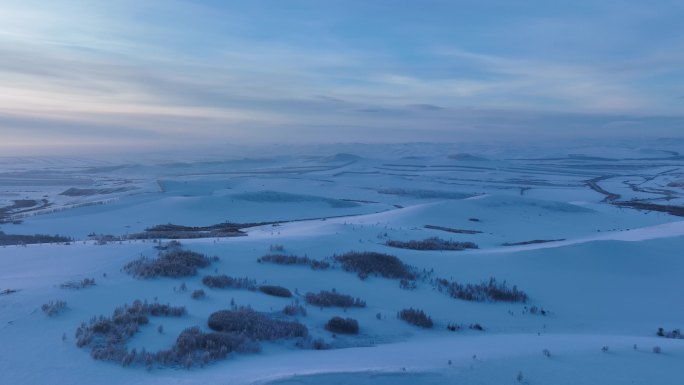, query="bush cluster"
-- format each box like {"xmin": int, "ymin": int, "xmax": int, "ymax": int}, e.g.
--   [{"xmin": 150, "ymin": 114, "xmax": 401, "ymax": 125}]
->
[
  {"xmin": 657, "ymin": 328, "xmax": 683, "ymax": 339},
  {"xmin": 259, "ymin": 285, "xmax": 292, "ymax": 298},
  {"xmin": 59, "ymin": 278, "xmax": 96, "ymax": 290},
  {"xmin": 191, "ymin": 289, "xmax": 206, "ymax": 299},
  {"xmin": 333, "ymin": 251, "xmax": 415, "ymax": 280},
  {"xmin": 207, "ymin": 308, "xmax": 308, "ymax": 340},
  {"xmin": 398, "ymin": 308, "xmax": 433, "ymax": 328},
  {"xmin": 202, "ymin": 275, "xmax": 256, "ymax": 290},
  {"xmin": 0, "ymin": 231, "xmax": 72, "ymax": 246},
  {"xmin": 527, "ymin": 305, "xmax": 548, "ymax": 315},
  {"xmin": 42, "ymin": 300, "xmax": 67, "ymax": 316},
  {"xmin": 399, "ymin": 279, "xmax": 417, "ymax": 290},
  {"xmin": 75, "ymin": 301, "xmax": 186, "ymax": 365},
  {"xmin": 74, "ymin": 300, "xmax": 265, "ymax": 369},
  {"xmin": 304, "ymin": 290, "xmax": 366, "ymax": 308},
  {"xmin": 435, "ymin": 277, "xmax": 528, "ymax": 303},
  {"xmin": 257, "ymin": 254, "xmax": 330, "ymax": 270},
  {"xmin": 123, "ymin": 249, "xmax": 215, "ymax": 278},
  {"xmin": 282, "ymin": 303, "xmax": 307, "ymax": 316},
  {"xmin": 325, "ymin": 316, "xmax": 359, "ymax": 334},
  {"xmin": 386, "ymin": 237, "xmax": 478, "ymax": 251}
]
